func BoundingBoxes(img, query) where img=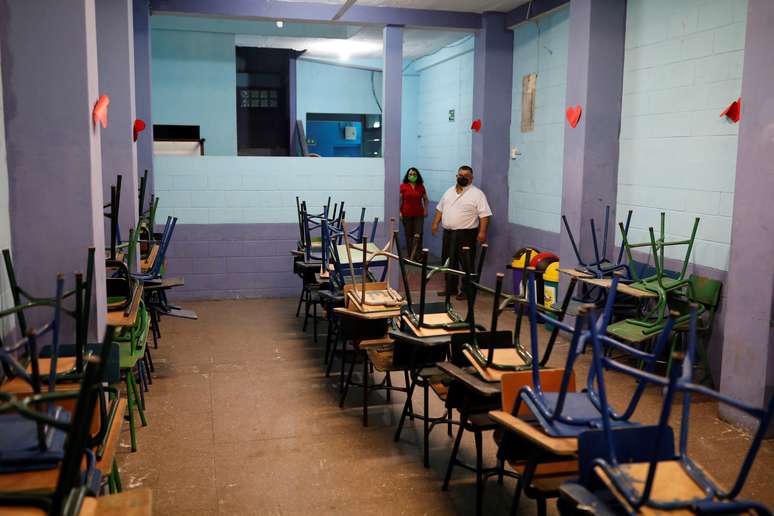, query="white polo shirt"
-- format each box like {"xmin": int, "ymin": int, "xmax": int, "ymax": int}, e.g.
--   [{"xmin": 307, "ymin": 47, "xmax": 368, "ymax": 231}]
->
[{"xmin": 436, "ymin": 184, "xmax": 492, "ymax": 230}]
